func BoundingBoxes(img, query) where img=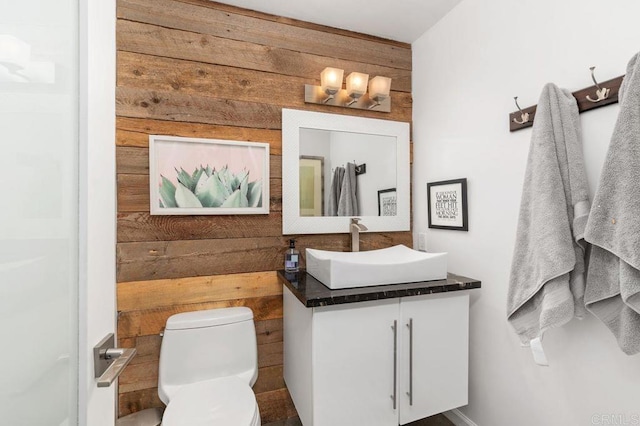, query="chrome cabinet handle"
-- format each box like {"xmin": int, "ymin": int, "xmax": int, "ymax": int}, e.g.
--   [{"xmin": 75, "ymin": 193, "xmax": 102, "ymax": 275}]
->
[
  {"xmin": 391, "ymin": 320, "xmax": 397, "ymax": 410},
  {"xmin": 406, "ymin": 318, "xmax": 413, "ymax": 406},
  {"xmin": 93, "ymin": 333, "xmax": 137, "ymax": 388}
]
